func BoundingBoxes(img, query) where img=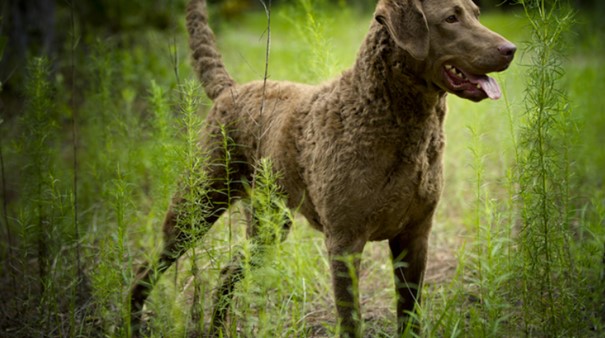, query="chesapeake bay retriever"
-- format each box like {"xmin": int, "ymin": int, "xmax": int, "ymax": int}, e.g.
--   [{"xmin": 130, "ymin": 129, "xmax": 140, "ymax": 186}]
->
[{"xmin": 131, "ymin": 0, "xmax": 516, "ymax": 336}]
